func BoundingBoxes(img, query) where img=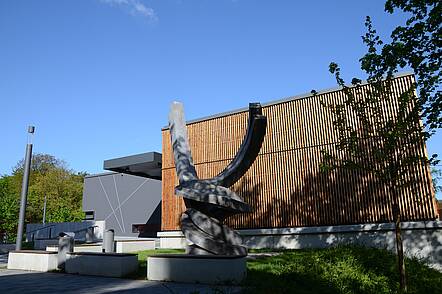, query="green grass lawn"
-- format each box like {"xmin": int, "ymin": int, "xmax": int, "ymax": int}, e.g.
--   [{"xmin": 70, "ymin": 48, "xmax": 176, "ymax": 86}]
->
[
  {"xmin": 135, "ymin": 246, "xmax": 442, "ymax": 294},
  {"xmin": 245, "ymin": 246, "xmax": 442, "ymax": 294}
]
